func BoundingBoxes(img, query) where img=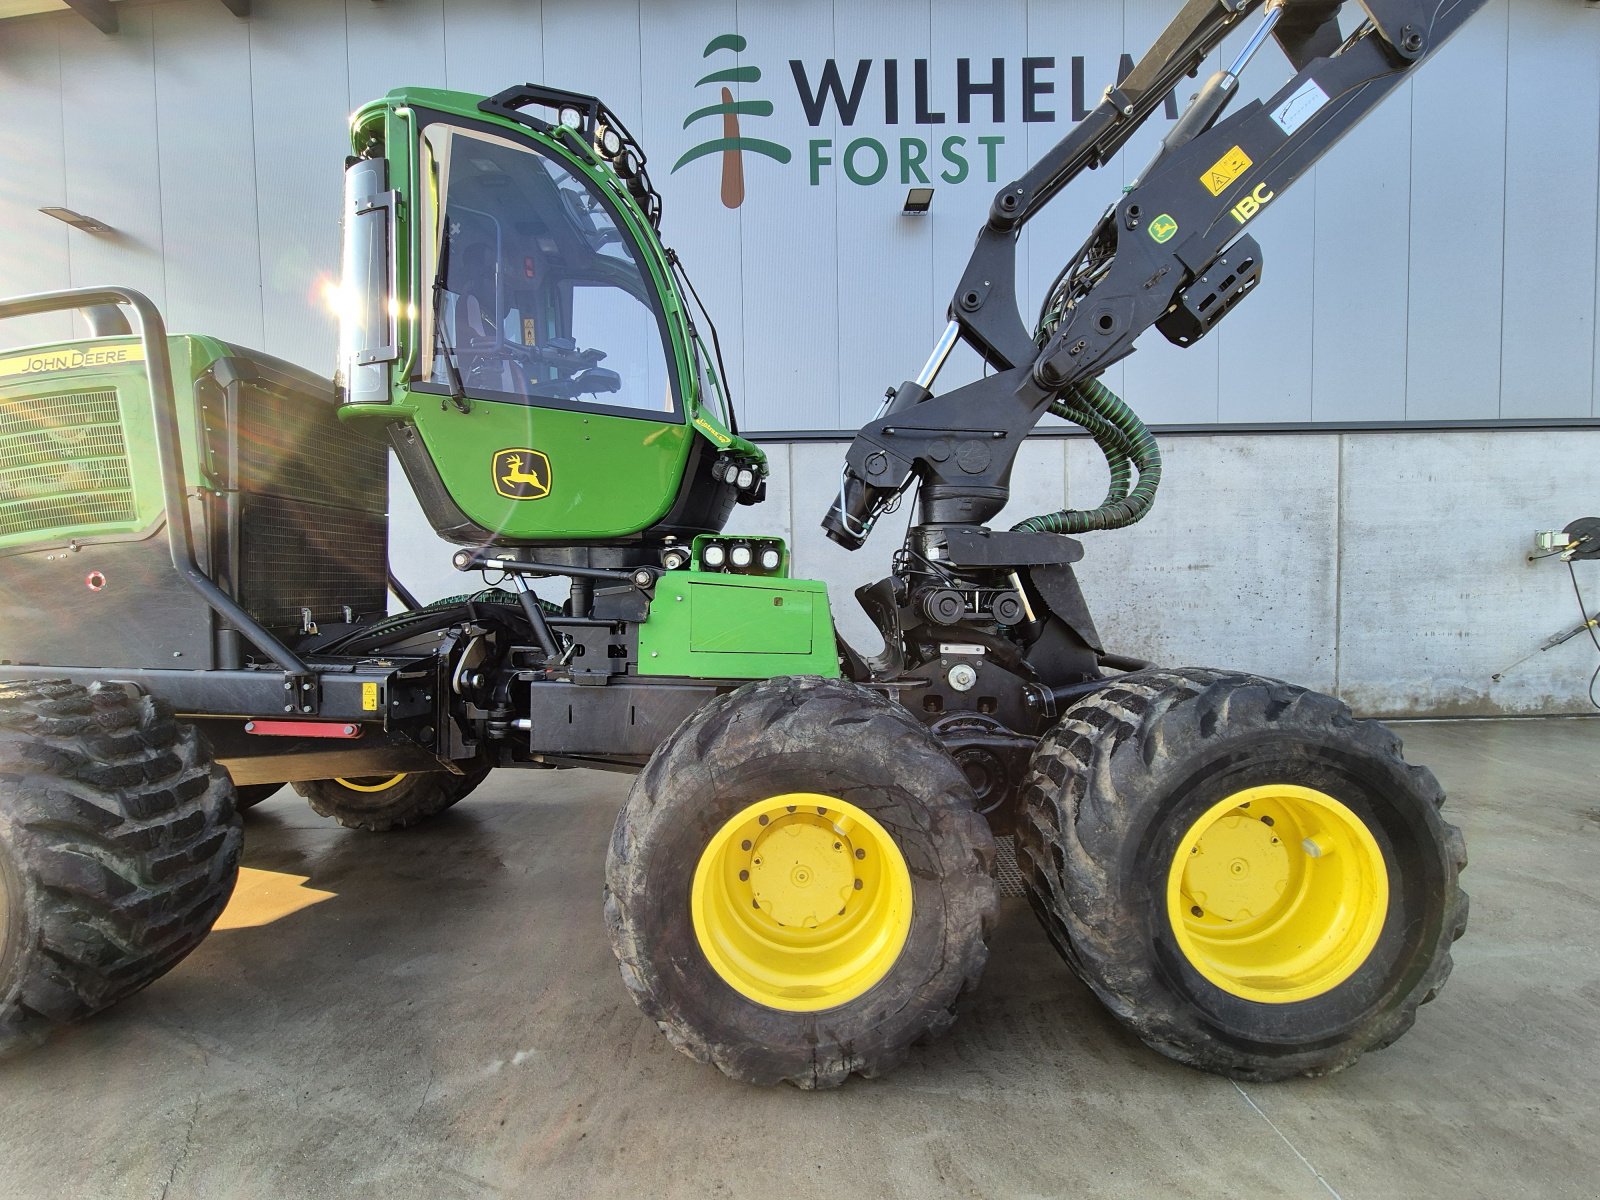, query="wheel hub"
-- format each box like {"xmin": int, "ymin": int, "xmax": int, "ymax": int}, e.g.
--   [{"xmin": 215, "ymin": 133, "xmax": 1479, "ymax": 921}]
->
[
  {"xmin": 1167, "ymin": 784, "xmax": 1389, "ymax": 1004},
  {"xmin": 691, "ymin": 793, "xmax": 913, "ymax": 1012},
  {"xmin": 747, "ymin": 820, "xmax": 855, "ymax": 928}
]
